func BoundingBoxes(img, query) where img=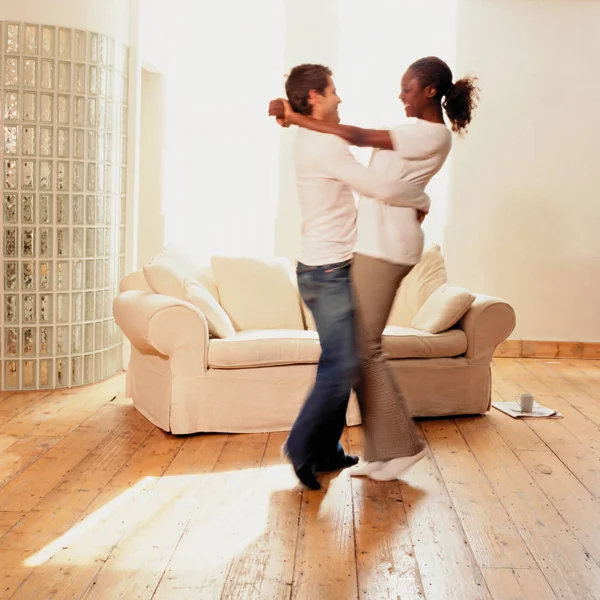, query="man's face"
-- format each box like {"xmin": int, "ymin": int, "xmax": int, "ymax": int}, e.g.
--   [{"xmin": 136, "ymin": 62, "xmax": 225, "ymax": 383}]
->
[{"xmin": 311, "ymin": 76, "xmax": 342, "ymax": 122}]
